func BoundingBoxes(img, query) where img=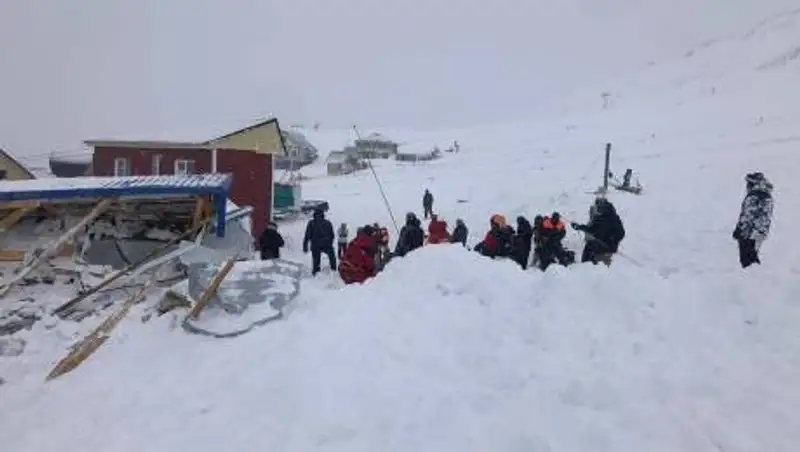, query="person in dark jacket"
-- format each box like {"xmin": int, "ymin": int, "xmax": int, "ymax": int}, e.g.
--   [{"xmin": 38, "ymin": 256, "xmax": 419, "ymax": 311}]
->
[
  {"xmin": 259, "ymin": 221, "xmax": 284, "ymax": 260},
  {"xmin": 475, "ymin": 214, "xmax": 514, "ymax": 259},
  {"xmin": 732, "ymin": 172, "xmax": 774, "ymax": 268},
  {"xmin": 571, "ymin": 198, "xmax": 625, "ymax": 265},
  {"xmin": 512, "ymin": 216, "xmax": 533, "ymax": 269},
  {"xmin": 394, "ymin": 212, "xmax": 425, "ymax": 257},
  {"xmin": 303, "ymin": 208, "xmax": 337, "ymax": 275},
  {"xmin": 530, "ymin": 215, "xmax": 545, "ymax": 268},
  {"xmin": 422, "ymin": 189, "xmax": 434, "ymax": 219},
  {"xmin": 450, "ymin": 218, "xmax": 468, "ymax": 247}
]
